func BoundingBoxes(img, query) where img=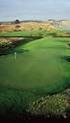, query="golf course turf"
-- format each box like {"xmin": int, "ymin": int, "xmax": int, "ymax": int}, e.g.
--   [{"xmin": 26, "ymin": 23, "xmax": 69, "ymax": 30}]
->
[{"xmin": 0, "ymin": 35, "xmax": 70, "ymax": 119}]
